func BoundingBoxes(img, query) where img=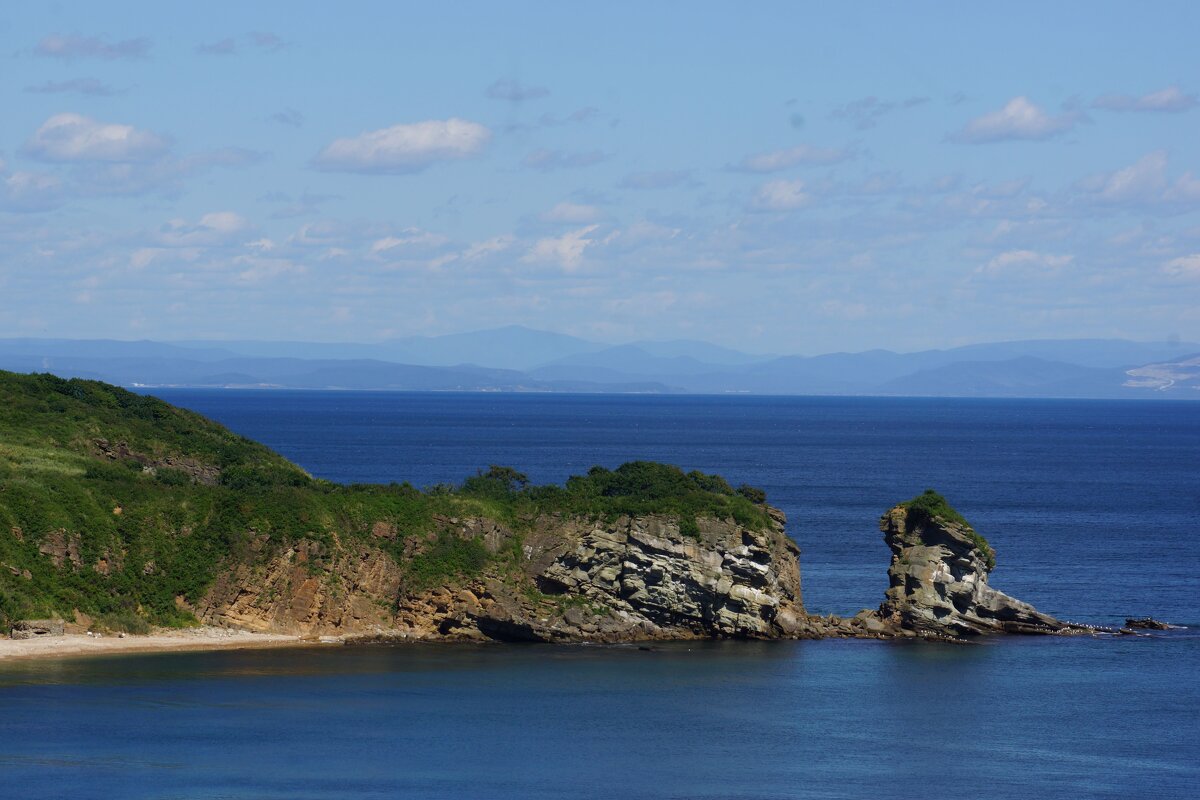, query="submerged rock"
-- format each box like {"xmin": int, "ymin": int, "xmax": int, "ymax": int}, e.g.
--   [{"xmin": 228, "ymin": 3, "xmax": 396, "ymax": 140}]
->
[{"xmin": 873, "ymin": 492, "xmax": 1087, "ymax": 639}]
